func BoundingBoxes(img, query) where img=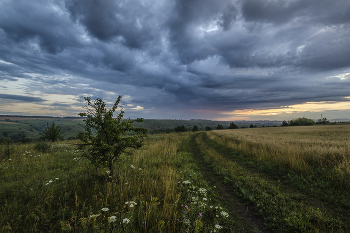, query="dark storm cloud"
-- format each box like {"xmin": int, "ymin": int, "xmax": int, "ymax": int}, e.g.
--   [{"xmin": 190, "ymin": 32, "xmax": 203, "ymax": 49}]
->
[
  {"xmin": 0, "ymin": 1, "xmax": 82, "ymax": 54},
  {"xmin": 0, "ymin": 0, "xmax": 350, "ymax": 118},
  {"xmin": 65, "ymin": 0, "xmax": 159, "ymax": 49},
  {"xmin": 242, "ymin": 0, "xmax": 350, "ymax": 25},
  {"xmin": 0, "ymin": 94, "xmax": 45, "ymax": 102}
]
